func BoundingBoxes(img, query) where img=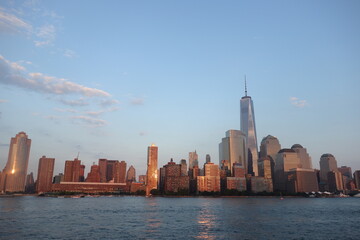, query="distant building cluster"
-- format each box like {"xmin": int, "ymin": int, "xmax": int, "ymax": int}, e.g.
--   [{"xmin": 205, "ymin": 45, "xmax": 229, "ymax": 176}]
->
[{"xmin": 1, "ymin": 85, "xmax": 359, "ymax": 195}]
